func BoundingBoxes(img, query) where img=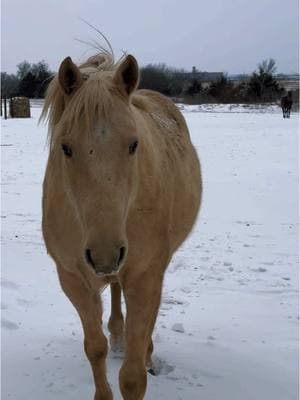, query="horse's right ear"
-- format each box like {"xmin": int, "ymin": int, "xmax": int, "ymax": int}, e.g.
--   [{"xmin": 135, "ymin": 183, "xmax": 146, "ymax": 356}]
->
[
  {"xmin": 114, "ymin": 55, "xmax": 139, "ymax": 98},
  {"xmin": 58, "ymin": 57, "xmax": 83, "ymax": 96}
]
